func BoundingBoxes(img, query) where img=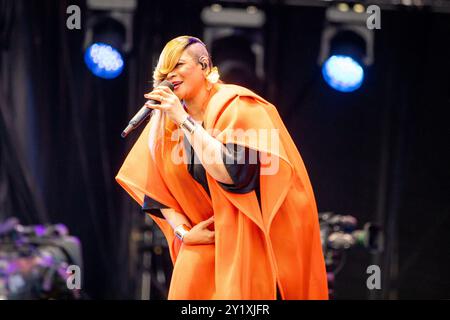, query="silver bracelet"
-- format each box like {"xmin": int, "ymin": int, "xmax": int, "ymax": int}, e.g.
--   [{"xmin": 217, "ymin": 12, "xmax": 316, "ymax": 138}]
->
[
  {"xmin": 174, "ymin": 224, "xmax": 191, "ymax": 242},
  {"xmin": 180, "ymin": 116, "xmax": 197, "ymax": 134}
]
